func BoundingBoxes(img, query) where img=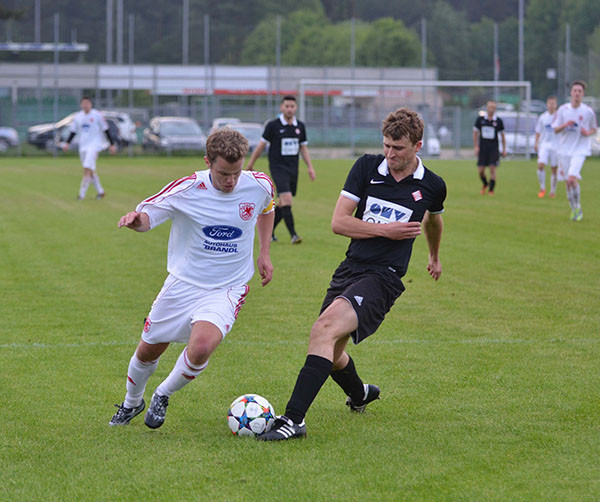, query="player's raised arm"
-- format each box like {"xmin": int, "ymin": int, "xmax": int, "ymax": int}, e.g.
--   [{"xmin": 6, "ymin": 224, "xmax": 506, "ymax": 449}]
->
[{"xmin": 118, "ymin": 211, "xmax": 150, "ymax": 232}]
